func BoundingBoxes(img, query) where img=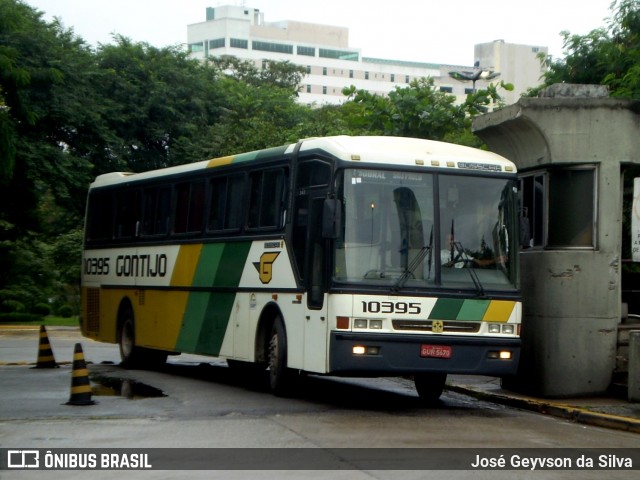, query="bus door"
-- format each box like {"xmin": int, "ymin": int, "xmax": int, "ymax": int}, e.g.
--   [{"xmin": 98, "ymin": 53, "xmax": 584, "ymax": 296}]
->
[{"xmin": 294, "ymin": 190, "xmax": 330, "ymax": 373}]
